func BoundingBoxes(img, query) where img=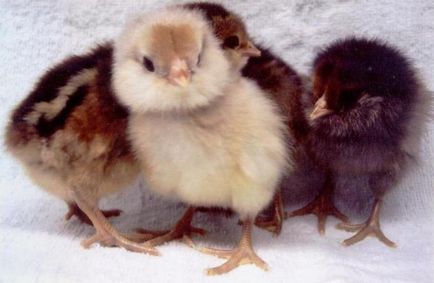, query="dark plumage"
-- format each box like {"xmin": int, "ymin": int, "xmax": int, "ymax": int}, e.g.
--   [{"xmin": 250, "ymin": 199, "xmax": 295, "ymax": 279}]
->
[
  {"xmin": 35, "ymin": 85, "xmax": 89, "ymax": 138},
  {"xmin": 184, "ymin": 2, "xmax": 261, "ymax": 67},
  {"xmin": 10, "ymin": 48, "xmax": 108, "ymax": 128},
  {"xmin": 242, "ymin": 46, "xmax": 312, "ymax": 234},
  {"xmin": 242, "ymin": 47, "xmax": 308, "ymax": 142},
  {"xmin": 5, "ymin": 43, "xmax": 157, "ymax": 254},
  {"xmin": 301, "ymin": 37, "xmax": 429, "ymax": 246},
  {"xmin": 184, "ymin": 2, "xmax": 231, "ymax": 20}
]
